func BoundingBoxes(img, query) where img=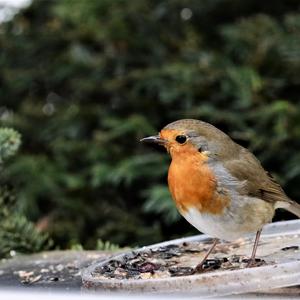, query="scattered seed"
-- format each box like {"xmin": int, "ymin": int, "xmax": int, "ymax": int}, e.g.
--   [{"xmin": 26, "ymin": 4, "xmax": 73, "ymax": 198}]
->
[
  {"xmin": 281, "ymin": 246, "xmax": 299, "ymax": 251},
  {"xmin": 169, "ymin": 266, "xmax": 194, "ymax": 276},
  {"xmin": 29, "ymin": 275, "xmax": 42, "ymax": 284},
  {"xmin": 139, "ymin": 262, "xmax": 159, "ymax": 273},
  {"xmin": 202, "ymin": 259, "xmax": 222, "ymax": 270},
  {"xmin": 49, "ymin": 277, "xmax": 59, "ymax": 282},
  {"xmin": 40, "ymin": 268, "xmax": 49, "ymax": 273},
  {"xmin": 91, "ymin": 240, "xmax": 270, "ymax": 280}
]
